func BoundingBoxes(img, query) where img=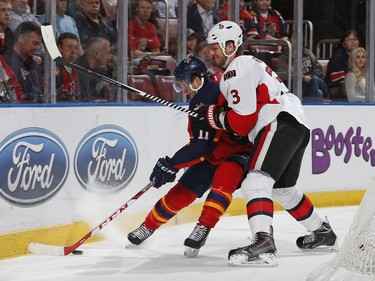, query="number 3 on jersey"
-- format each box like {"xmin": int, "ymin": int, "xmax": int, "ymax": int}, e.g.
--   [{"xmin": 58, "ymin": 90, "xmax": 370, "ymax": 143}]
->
[{"xmin": 230, "ymin": 89, "xmax": 240, "ymax": 104}]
